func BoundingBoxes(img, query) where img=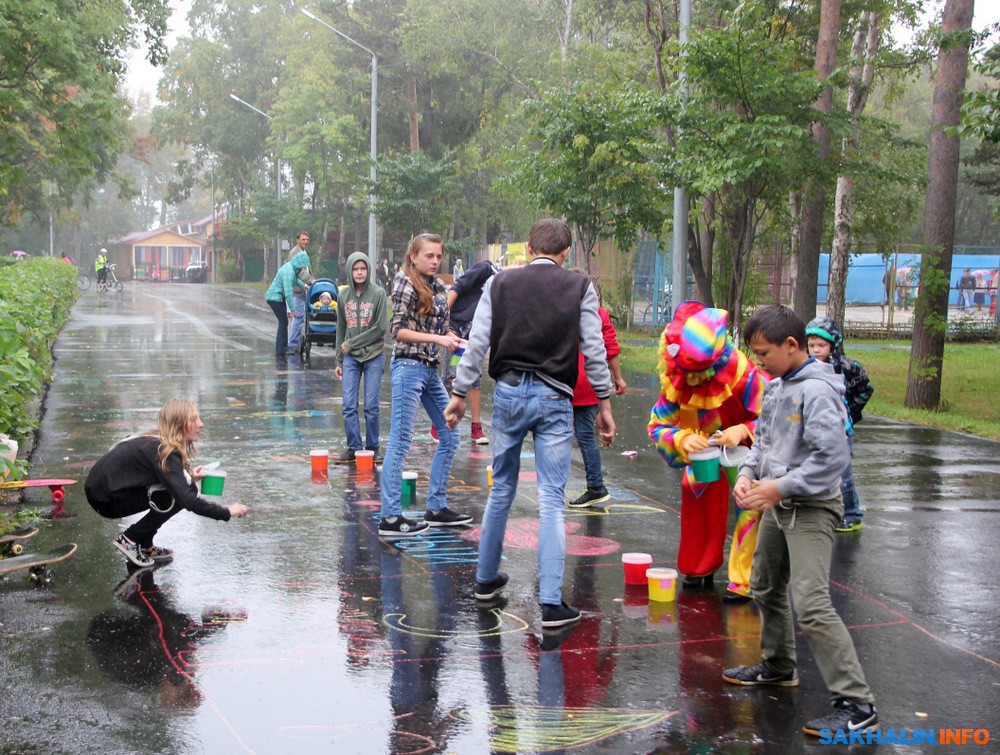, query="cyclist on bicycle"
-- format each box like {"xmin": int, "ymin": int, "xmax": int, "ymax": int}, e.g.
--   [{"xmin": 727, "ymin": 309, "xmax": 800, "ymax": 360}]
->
[{"xmin": 95, "ymin": 248, "xmax": 108, "ymax": 286}]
